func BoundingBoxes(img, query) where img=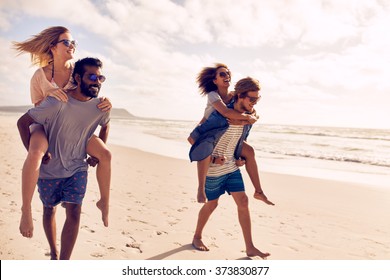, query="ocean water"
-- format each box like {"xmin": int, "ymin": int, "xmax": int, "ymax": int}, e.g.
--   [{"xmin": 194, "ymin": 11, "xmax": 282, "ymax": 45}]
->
[{"xmin": 109, "ymin": 118, "xmax": 390, "ymax": 188}]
